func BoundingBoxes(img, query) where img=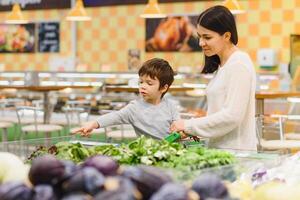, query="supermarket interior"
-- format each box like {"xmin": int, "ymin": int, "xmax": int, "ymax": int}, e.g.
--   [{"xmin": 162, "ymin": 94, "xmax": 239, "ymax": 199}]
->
[{"xmin": 1, "ymin": 0, "xmax": 300, "ymax": 199}]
